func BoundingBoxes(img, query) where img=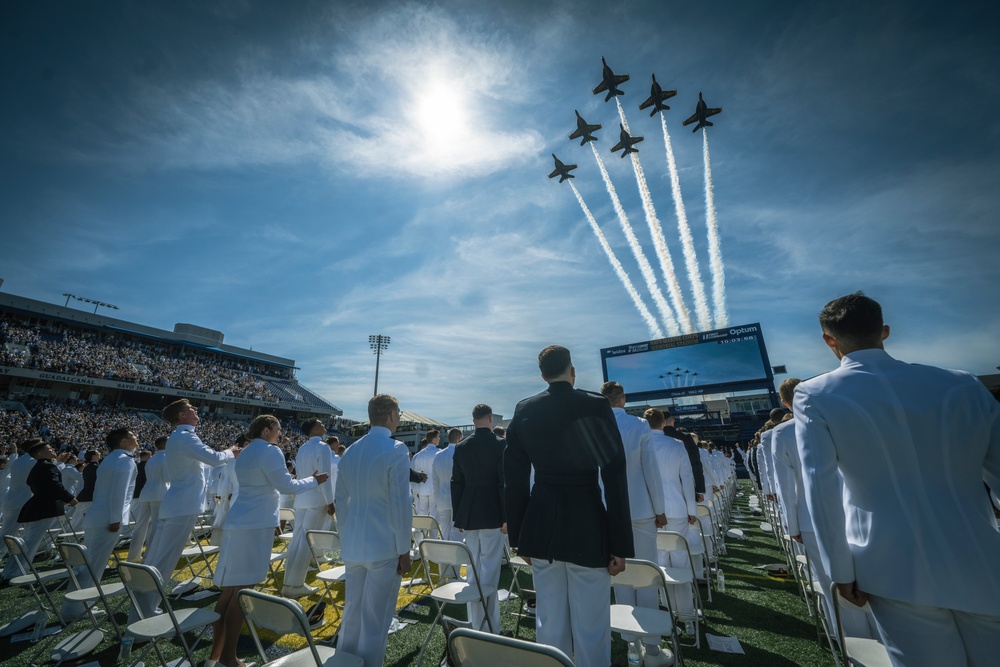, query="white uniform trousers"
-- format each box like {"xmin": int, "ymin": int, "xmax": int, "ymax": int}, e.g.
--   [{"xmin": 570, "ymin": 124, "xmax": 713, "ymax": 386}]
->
[
  {"xmin": 532, "ymin": 559, "xmax": 611, "ymax": 667},
  {"xmin": 62, "ymin": 524, "xmax": 122, "ymax": 619},
  {"xmin": 657, "ymin": 517, "xmax": 697, "ymax": 616},
  {"xmin": 284, "ymin": 505, "xmax": 329, "ymax": 588},
  {"xmin": 433, "ymin": 508, "xmax": 454, "ymax": 542},
  {"xmin": 340, "ymin": 557, "xmax": 402, "ymax": 667},
  {"xmin": 127, "ymin": 500, "xmax": 161, "ymax": 562},
  {"xmin": 615, "ymin": 518, "xmax": 661, "ymax": 648},
  {"xmin": 68, "ymin": 501, "xmax": 92, "ymax": 531},
  {"xmin": 868, "ymin": 595, "xmax": 1000, "ymax": 667},
  {"xmin": 799, "ymin": 531, "xmax": 876, "ymax": 639},
  {"xmin": 131, "ymin": 513, "xmax": 198, "ymax": 622},
  {"xmin": 413, "ymin": 493, "xmax": 432, "ymax": 517},
  {"xmin": 463, "ymin": 528, "xmax": 503, "ymax": 633},
  {"xmin": 0, "ymin": 505, "xmax": 24, "ymax": 561},
  {"xmin": 2, "ymin": 518, "xmax": 53, "ymax": 580}
]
